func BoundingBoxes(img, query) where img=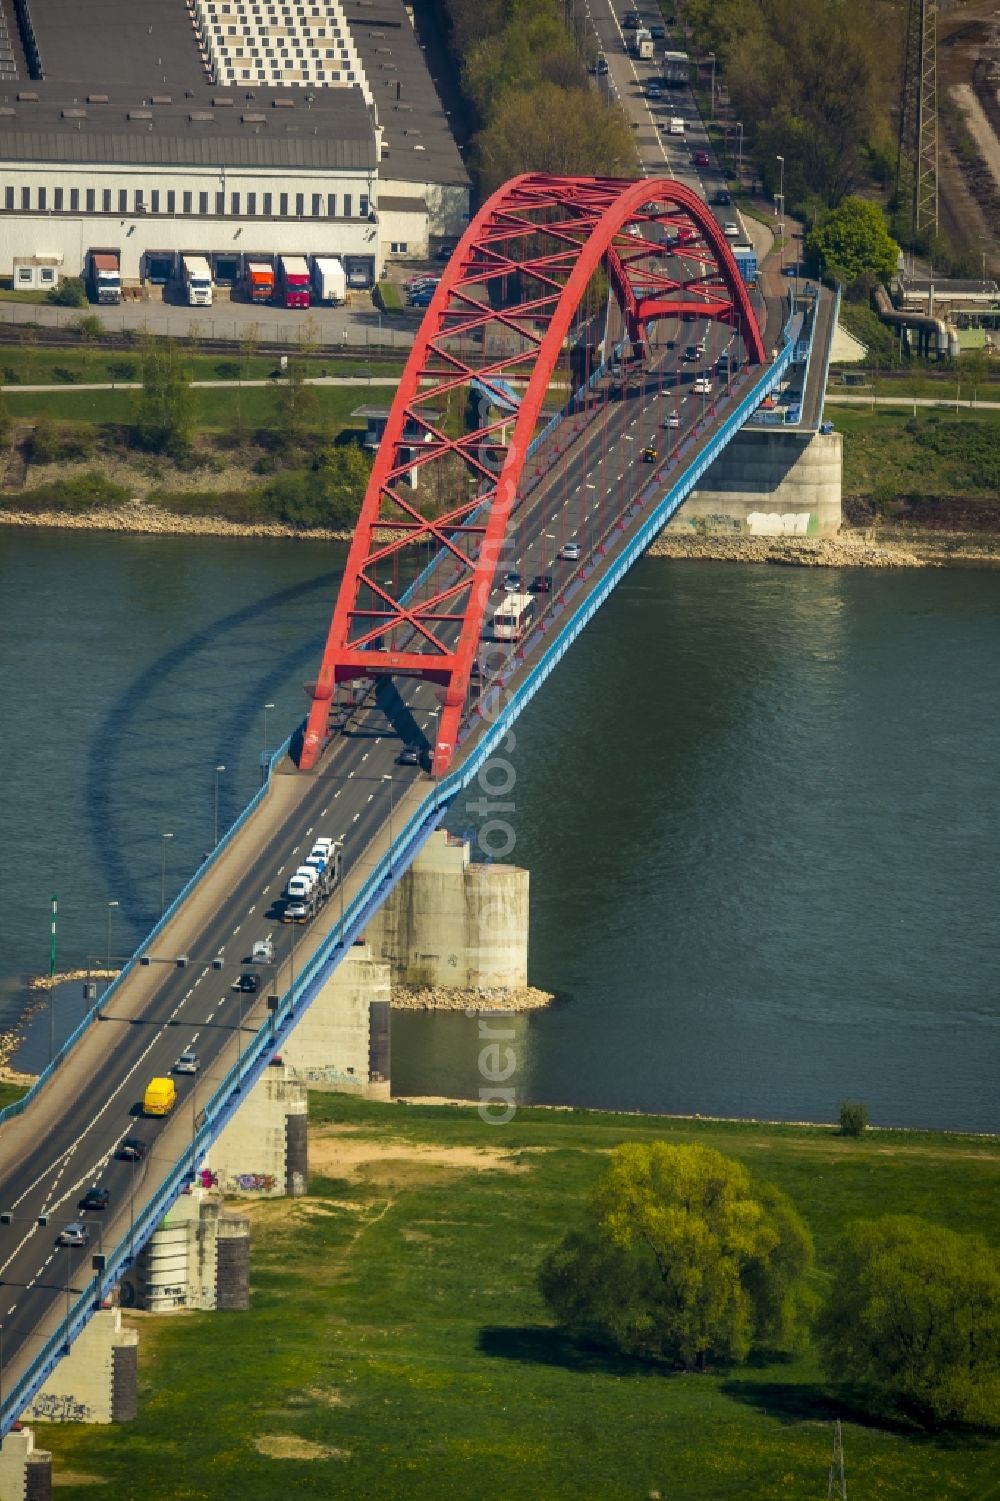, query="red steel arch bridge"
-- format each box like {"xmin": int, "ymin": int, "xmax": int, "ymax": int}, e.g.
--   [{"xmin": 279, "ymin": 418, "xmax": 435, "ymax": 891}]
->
[{"xmin": 300, "ymin": 172, "xmax": 780, "ymax": 779}]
